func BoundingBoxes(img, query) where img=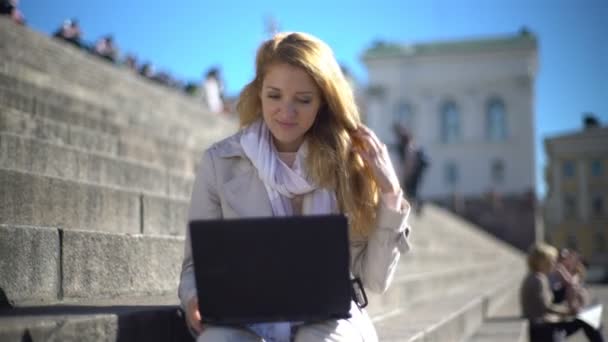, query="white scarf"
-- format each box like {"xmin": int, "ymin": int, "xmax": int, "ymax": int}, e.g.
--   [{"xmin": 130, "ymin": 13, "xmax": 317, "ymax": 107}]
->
[
  {"xmin": 240, "ymin": 119, "xmax": 337, "ymax": 217},
  {"xmin": 240, "ymin": 119, "xmax": 337, "ymax": 341}
]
